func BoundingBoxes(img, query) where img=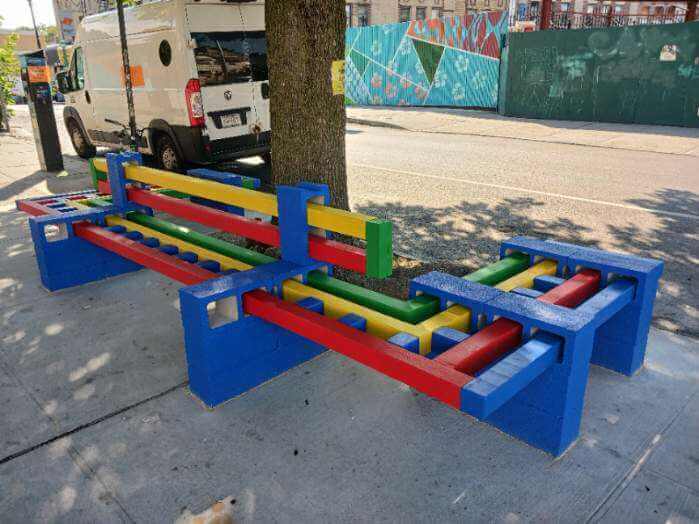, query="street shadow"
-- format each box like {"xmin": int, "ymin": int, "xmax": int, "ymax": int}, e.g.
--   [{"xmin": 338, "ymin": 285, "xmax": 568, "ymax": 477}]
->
[
  {"xmin": 0, "ymin": 166, "xmax": 92, "ymax": 203},
  {"xmin": 353, "ymin": 190, "xmax": 698, "ymax": 338},
  {"xmin": 212, "ymin": 158, "xmax": 271, "ymax": 185},
  {"xmin": 358, "ymin": 196, "xmax": 594, "ymax": 264},
  {"xmin": 607, "ymin": 188, "xmax": 699, "ymax": 337},
  {"xmin": 343, "ymin": 196, "xmax": 595, "ymax": 300}
]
